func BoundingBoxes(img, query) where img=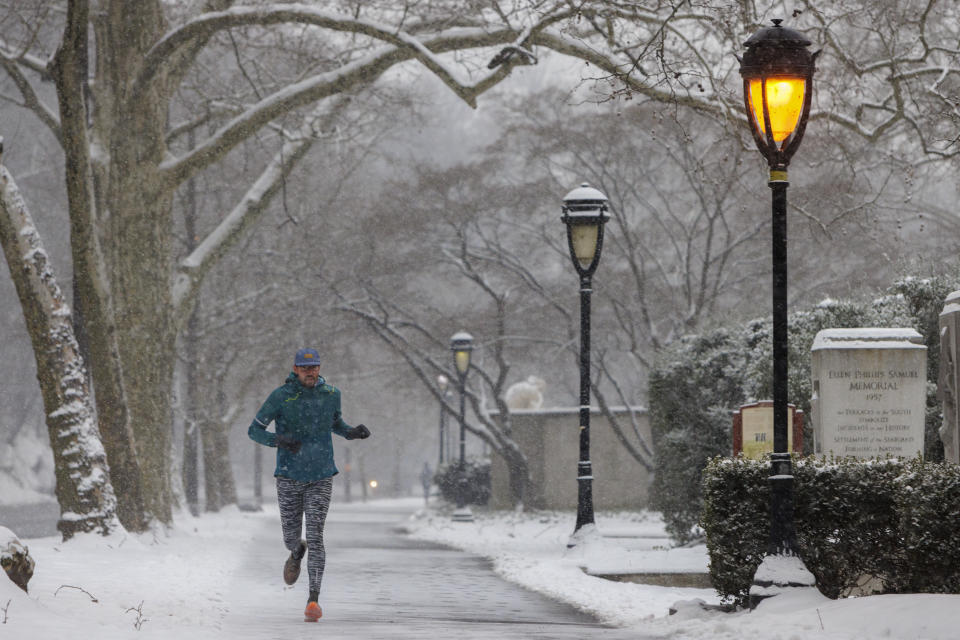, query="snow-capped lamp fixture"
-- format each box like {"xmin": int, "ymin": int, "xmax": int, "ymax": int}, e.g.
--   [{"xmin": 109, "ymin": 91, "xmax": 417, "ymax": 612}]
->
[
  {"xmin": 739, "ymin": 19, "xmax": 820, "ymax": 607},
  {"xmin": 450, "ymin": 331, "xmax": 474, "ymax": 378},
  {"xmin": 739, "ymin": 18, "xmax": 819, "ymax": 173},
  {"xmin": 560, "ymin": 183, "xmax": 609, "ymax": 548},
  {"xmin": 449, "ymin": 331, "xmax": 474, "ymax": 523},
  {"xmin": 561, "ymin": 183, "xmax": 610, "ymax": 277}
]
